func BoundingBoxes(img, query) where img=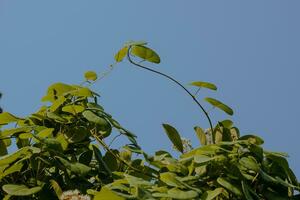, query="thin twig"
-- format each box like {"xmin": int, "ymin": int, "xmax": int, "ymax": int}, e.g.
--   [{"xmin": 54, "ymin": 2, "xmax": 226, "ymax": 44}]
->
[{"xmin": 126, "ymin": 47, "xmax": 214, "ymax": 138}]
